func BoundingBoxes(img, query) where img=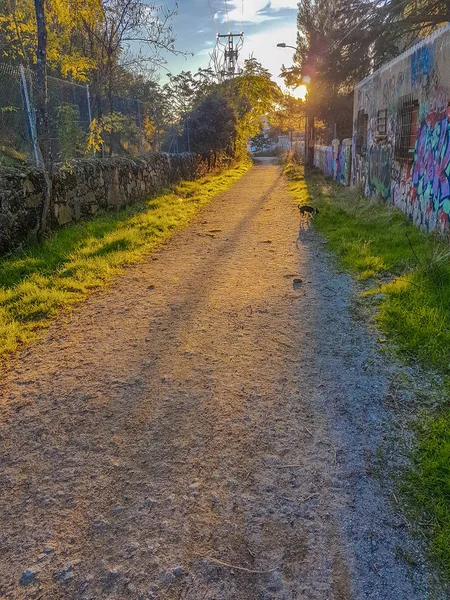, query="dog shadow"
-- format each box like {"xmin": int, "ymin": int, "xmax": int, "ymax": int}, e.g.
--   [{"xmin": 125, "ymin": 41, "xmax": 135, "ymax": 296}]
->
[{"xmin": 296, "ymin": 214, "xmax": 315, "ymax": 248}]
